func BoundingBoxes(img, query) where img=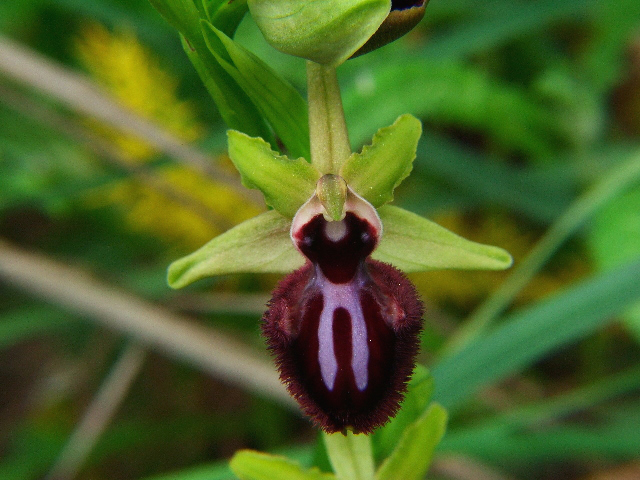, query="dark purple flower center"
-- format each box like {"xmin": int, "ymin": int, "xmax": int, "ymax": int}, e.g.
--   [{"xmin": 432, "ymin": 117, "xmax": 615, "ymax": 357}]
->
[
  {"xmin": 263, "ymin": 207, "xmax": 424, "ymax": 433},
  {"xmin": 295, "ymin": 212, "xmax": 377, "ymax": 283}
]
